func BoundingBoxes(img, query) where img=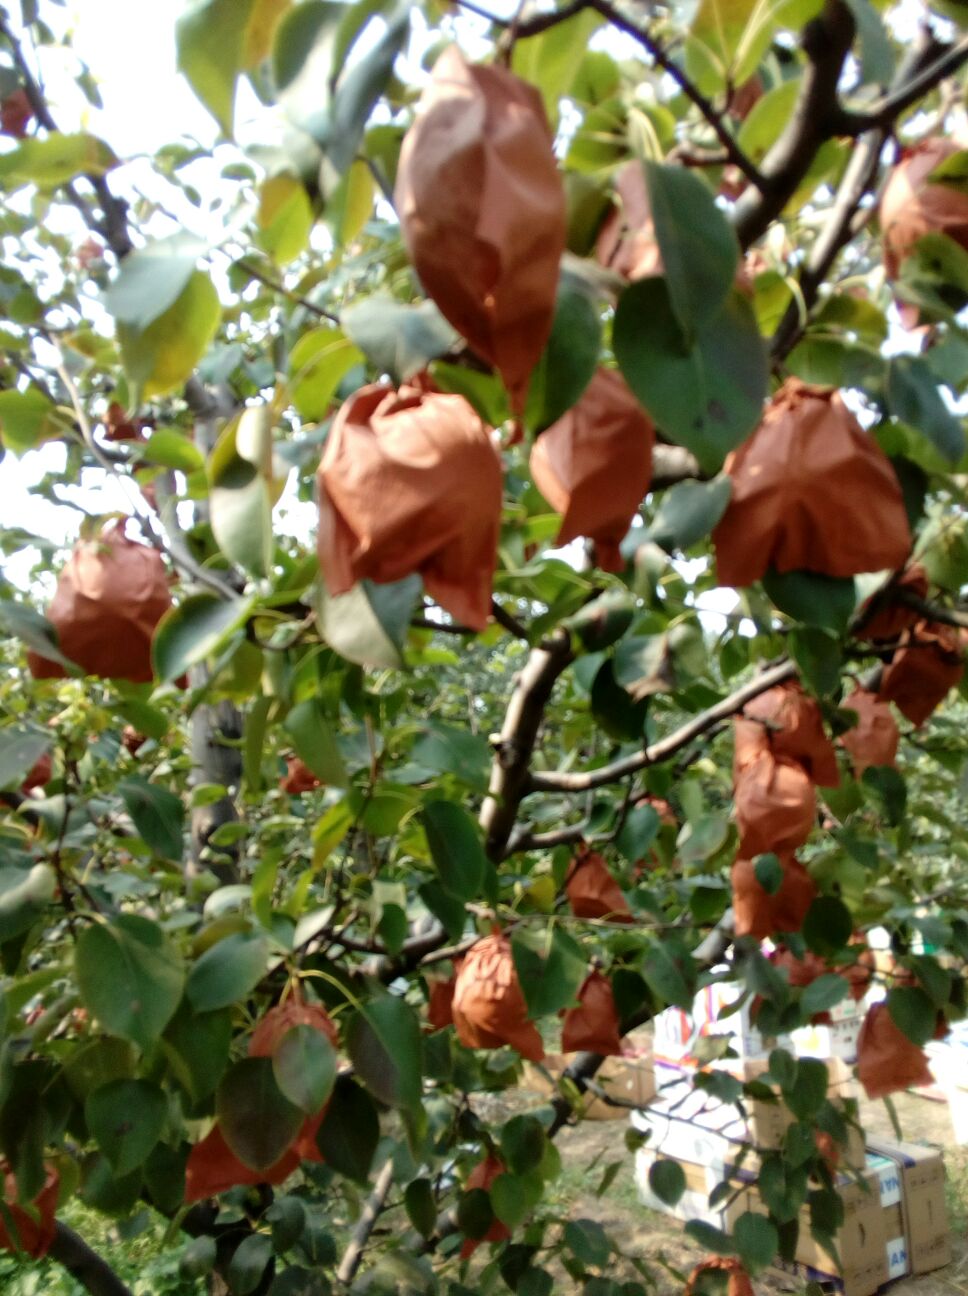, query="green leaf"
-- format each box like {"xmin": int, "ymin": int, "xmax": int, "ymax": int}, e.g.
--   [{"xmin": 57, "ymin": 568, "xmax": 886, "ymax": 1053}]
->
[
  {"xmin": 733, "ymin": 1211, "xmax": 778, "ymax": 1274},
  {"xmin": 346, "ymin": 993, "xmax": 422, "ymax": 1111},
  {"xmin": 140, "ymin": 429, "xmax": 206, "ymax": 473},
  {"xmin": 887, "ymin": 986, "xmax": 936, "ymax": 1047},
  {"xmin": 207, "ymin": 410, "xmax": 278, "ymax": 578},
  {"xmin": 0, "ymin": 132, "xmax": 118, "ymax": 189},
  {"xmin": 643, "ymin": 940, "xmax": 695, "ymax": 1011},
  {"xmin": 801, "ymin": 974, "xmax": 850, "ymax": 1018},
  {"xmin": 784, "ymin": 1057, "xmax": 829, "ymax": 1120},
  {"xmin": 844, "ymin": 0, "xmax": 894, "ymax": 84},
  {"xmin": 644, "ymin": 162, "xmax": 739, "ymax": 332},
  {"xmin": 458, "ymin": 1187, "xmax": 494, "ymax": 1241},
  {"xmin": 175, "ymin": 0, "xmax": 253, "ymax": 136},
  {"xmin": 405, "ymin": 1178, "xmax": 437, "ymax": 1238},
  {"xmin": 421, "ymin": 799, "xmax": 487, "ymax": 901},
  {"xmin": 0, "ymin": 864, "xmax": 57, "ymax": 941},
  {"xmin": 614, "ymin": 279, "xmax": 768, "ymax": 474},
  {"xmin": 500, "ymin": 1115, "xmax": 545, "ymax": 1174},
  {"xmin": 564, "ymin": 590, "xmax": 635, "ymax": 651},
  {"xmin": 315, "ymin": 1077, "xmax": 379, "ymax": 1183},
  {"xmin": 615, "ymin": 804, "xmax": 660, "ymax": 864},
  {"xmin": 315, "ymin": 574, "xmax": 421, "ymax": 669},
  {"xmin": 761, "ymin": 569, "xmax": 856, "ymax": 633},
  {"xmin": 180, "ymin": 1237, "xmax": 217, "ymax": 1281},
  {"xmin": 284, "ymin": 698, "xmax": 348, "ymax": 787},
  {"xmin": 289, "ymin": 326, "xmax": 364, "ymax": 422},
  {"xmin": 802, "ymin": 897, "xmax": 853, "ymax": 957},
  {"xmin": 0, "ymin": 726, "xmax": 50, "ymax": 791},
  {"xmin": 413, "ymin": 724, "xmax": 491, "ymax": 793},
  {"xmin": 690, "ymin": 0, "xmax": 757, "ymax": 73},
  {"xmin": 0, "ymin": 388, "xmax": 60, "ymax": 456},
  {"xmin": 886, "ymin": 356, "xmax": 964, "ymax": 465},
  {"xmin": 152, "ymin": 594, "xmax": 253, "ymax": 683},
  {"xmin": 118, "ymin": 270, "xmax": 221, "ymax": 402},
  {"xmin": 342, "ymin": 296, "xmax": 457, "ymax": 385},
  {"xmin": 317, "ymin": 3, "xmax": 410, "ymax": 174},
  {"xmin": 102, "ymin": 234, "xmax": 207, "ymax": 329},
  {"xmin": 0, "ymin": 600, "xmax": 76, "ymax": 671},
  {"xmin": 228, "ymin": 1234, "xmax": 273, "ymax": 1296},
  {"xmin": 788, "ymin": 628, "xmax": 842, "ymax": 697},
  {"xmin": 860, "ymin": 765, "xmax": 907, "ymax": 825},
  {"xmin": 754, "ymin": 852, "xmax": 784, "ymax": 895},
  {"xmin": 524, "ymin": 283, "xmax": 601, "ymax": 434},
  {"xmin": 648, "ymin": 1159, "xmax": 686, "ymax": 1205},
  {"xmin": 564, "ymin": 1218, "xmax": 610, "ymax": 1267},
  {"xmin": 492, "ymin": 1173, "xmax": 530, "ymax": 1228},
  {"xmin": 187, "ymin": 931, "xmax": 269, "ymax": 1012},
  {"xmin": 511, "ymin": 926, "xmax": 586, "ymax": 1017},
  {"xmin": 272, "ymin": 1025, "xmax": 338, "ymax": 1115},
  {"xmin": 511, "ymin": 7, "xmax": 603, "ymax": 123},
  {"xmin": 75, "ymin": 915, "xmax": 185, "ymax": 1051},
  {"xmin": 216, "ymin": 1057, "xmax": 303, "ymax": 1171},
  {"xmin": 118, "ymin": 777, "xmax": 185, "ymax": 861},
  {"xmin": 85, "ymin": 1079, "xmax": 166, "ymax": 1176},
  {"xmin": 684, "ymin": 1220, "xmax": 734, "ymax": 1254},
  {"xmin": 266, "ymin": 1196, "xmax": 307, "ymax": 1253},
  {"xmin": 647, "ymin": 476, "xmax": 732, "ymax": 553},
  {"xmin": 163, "ymin": 1003, "xmax": 233, "ymax": 1103}
]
